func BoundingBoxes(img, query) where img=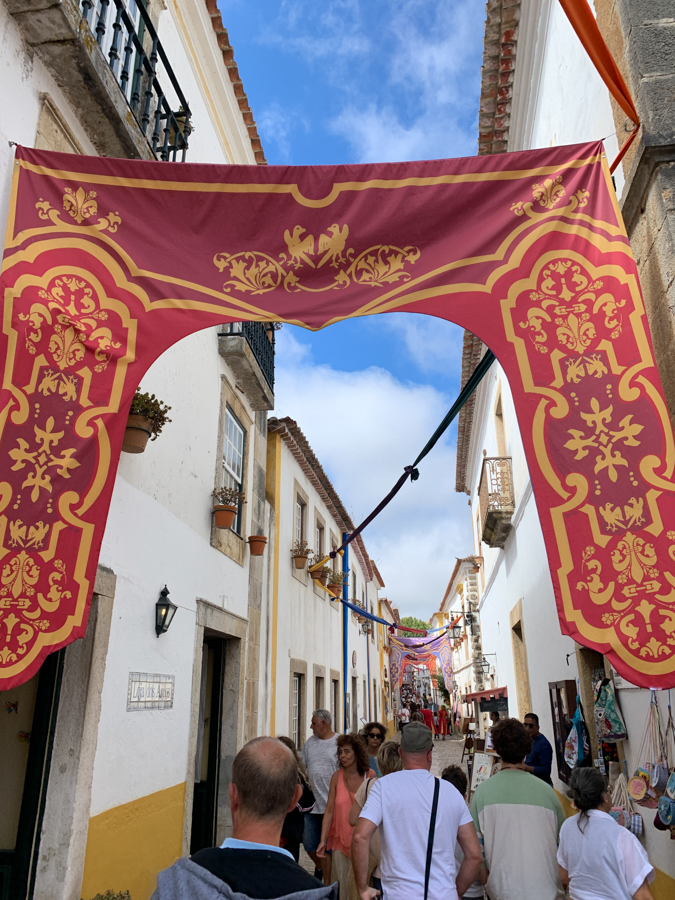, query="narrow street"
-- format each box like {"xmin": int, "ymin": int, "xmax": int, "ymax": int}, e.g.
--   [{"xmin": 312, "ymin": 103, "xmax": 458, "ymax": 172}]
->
[{"xmin": 1, "ymin": 1, "xmax": 675, "ymax": 898}]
